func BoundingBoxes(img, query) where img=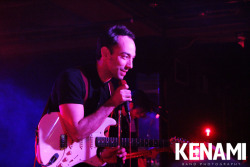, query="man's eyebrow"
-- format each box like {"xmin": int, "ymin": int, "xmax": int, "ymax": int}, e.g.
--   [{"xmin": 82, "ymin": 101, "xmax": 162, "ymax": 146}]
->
[
  {"xmin": 121, "ymin": 52, "xmax": 136, "ymax": 58},
  {"xmin": 121, "ymin": 52, "xmax": 130, "ymax": 55}
]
